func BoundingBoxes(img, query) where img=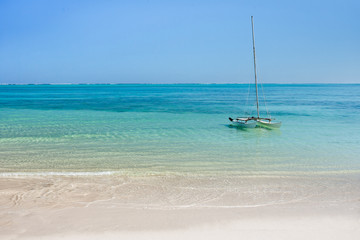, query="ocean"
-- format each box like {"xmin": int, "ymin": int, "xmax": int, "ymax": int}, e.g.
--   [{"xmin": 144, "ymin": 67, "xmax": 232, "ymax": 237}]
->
[{"xmin": 1, "ymin": 84, "xmax": 360, "ymax": 176}]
